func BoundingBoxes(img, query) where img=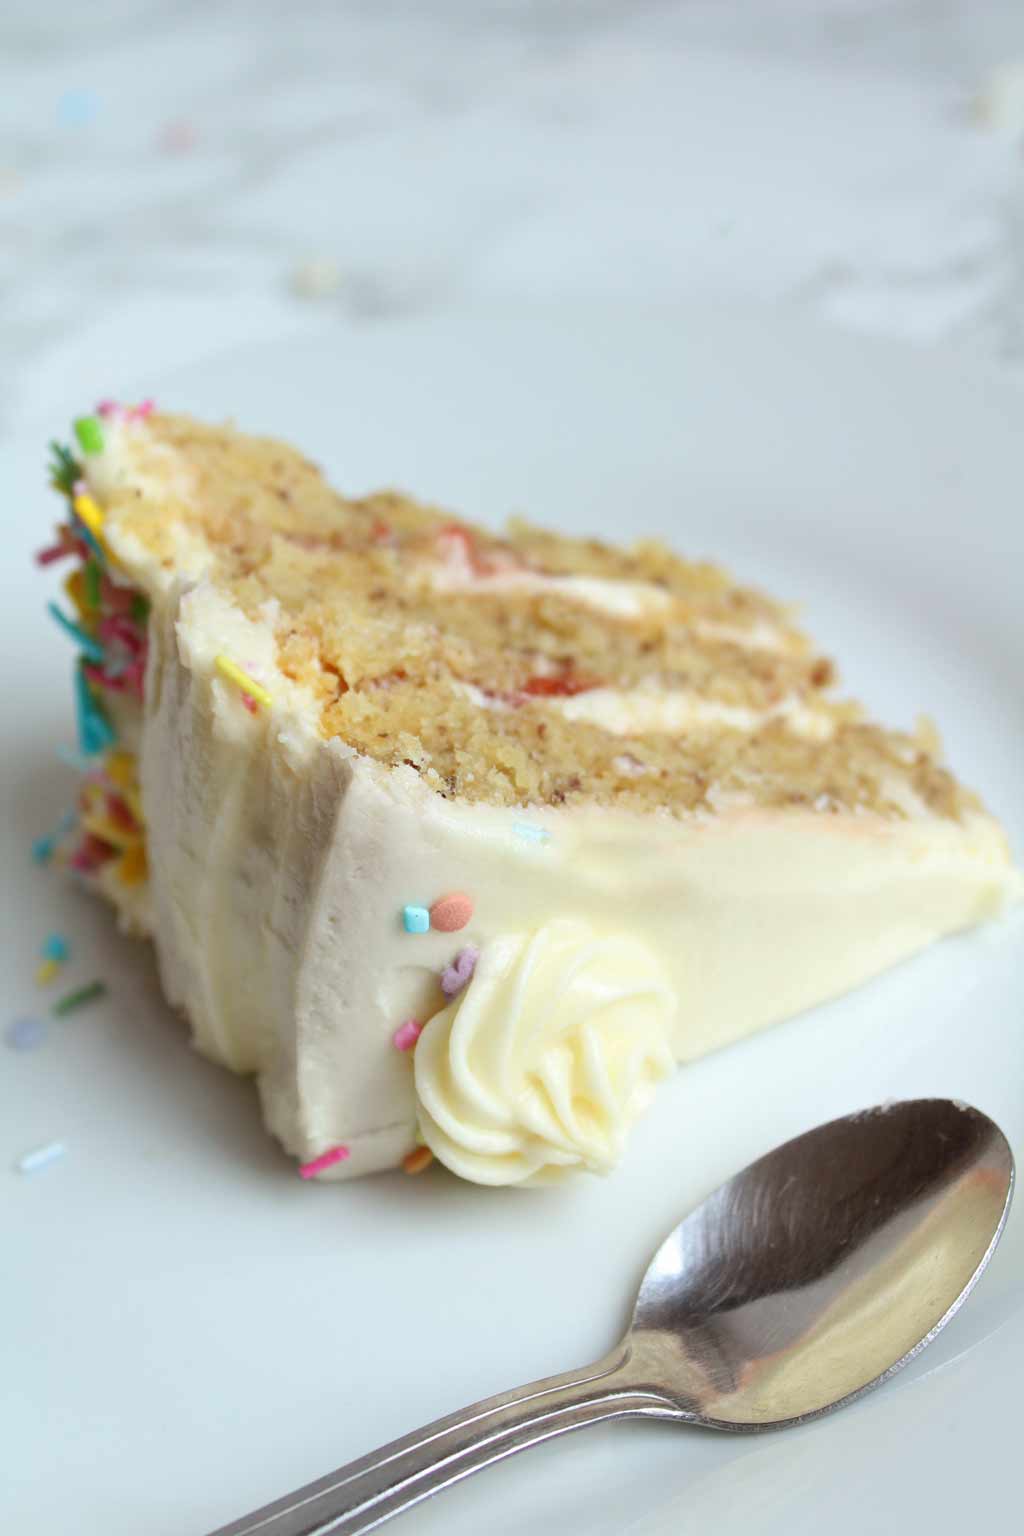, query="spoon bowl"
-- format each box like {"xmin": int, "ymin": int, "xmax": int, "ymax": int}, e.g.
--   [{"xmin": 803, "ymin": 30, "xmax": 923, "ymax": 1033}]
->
[
  {"xmin": 211, "ymin": 1099, "xmax": 1013, "ymax": 1536},
  {"xmin": 630, "ymin": 1097, "xmax": 1013, "ymax": 1428}
]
